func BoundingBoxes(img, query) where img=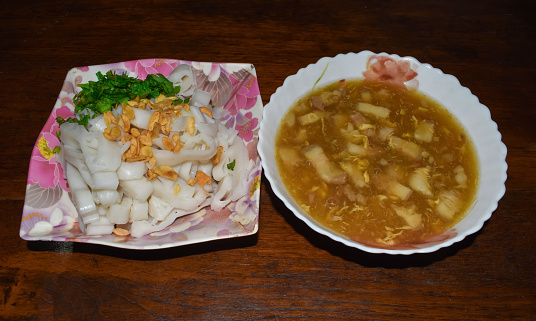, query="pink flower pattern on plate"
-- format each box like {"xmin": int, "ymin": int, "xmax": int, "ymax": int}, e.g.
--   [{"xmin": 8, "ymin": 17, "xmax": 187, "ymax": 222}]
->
[
  {"xmin": 29, "ymin": 105, "xmax": 73, "ymax": 190},
  {"xmin": 234, "ymin": 112, "xmax": 258, "ymax": 143},
  {"xmin": 124, "ymin": 58, "xmax": 180, "ymax": 79}
]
